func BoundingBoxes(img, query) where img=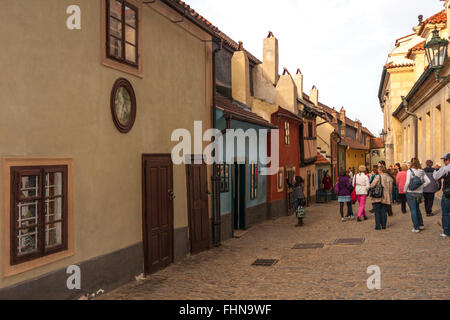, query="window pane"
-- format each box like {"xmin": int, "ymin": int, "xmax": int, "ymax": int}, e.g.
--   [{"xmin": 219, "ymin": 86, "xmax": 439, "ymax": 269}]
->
[
  {"xmin": 109, "ymin": 0, "xmax": 122, "ymax": 20},
  {"xmin": 109, "ymin": 36, "xmax": 123, "ymax": 58},
  {"xmin": 17, "ymin": 227, "xmax": 38, "ymax": 256},
  {"xmin": 20, "ymin": 175, "xmax": 39, "ymax": 198},
  {"xmin": 19, "ymin": 201, "xmax": 38, "ymax": 228},
  {"xmin": 125, "ymin": 5, "xmax": 136, "ymax": 27},
  {"xmin": 125, "ymin": 43, "xmax": 136, "ymax": 63},
  {"xmin": 45, "ymin": 222, "xmax": 62, "ymax": 249},
  {"xmin": 46, "ymin": 172, "xmax": 63, "ymax": 197},
  {"xmin": 125, "ymin": 25, "xmax": 136, "ymax": 45},
  {"xmin": 45, "ymin": 197, "xmax": 62, "ymax": 222},
  {"xmin": 109, "ymin": 17, "xmax": 122, "ymax": 38}
]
